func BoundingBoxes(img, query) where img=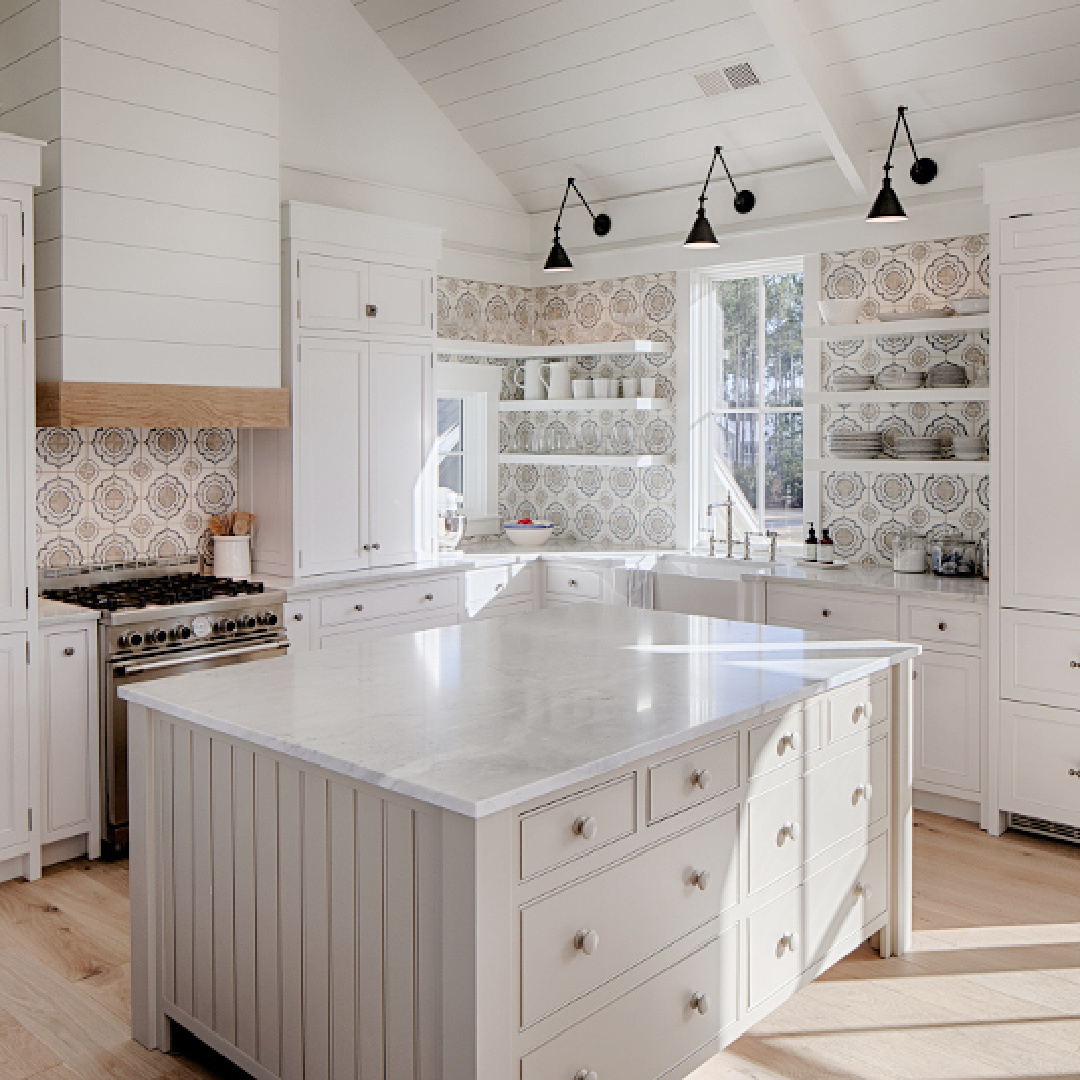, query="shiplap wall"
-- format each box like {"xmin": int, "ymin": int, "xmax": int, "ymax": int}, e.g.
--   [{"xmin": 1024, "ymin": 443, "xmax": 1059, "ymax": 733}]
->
[{"xmin": 0, "ymin": 0, "xmax": 281, "ymax": 388}]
